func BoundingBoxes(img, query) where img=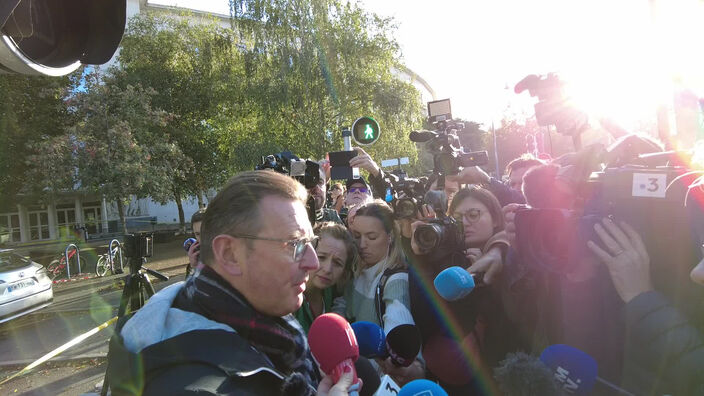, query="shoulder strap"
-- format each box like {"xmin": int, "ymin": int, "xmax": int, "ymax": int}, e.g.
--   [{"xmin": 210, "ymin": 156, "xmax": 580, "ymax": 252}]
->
[{"xmin": 375, "ymin": 267, "xmax": 407, "ymax": 328}]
